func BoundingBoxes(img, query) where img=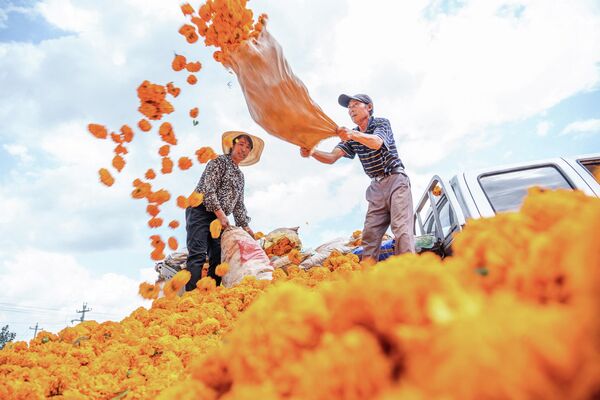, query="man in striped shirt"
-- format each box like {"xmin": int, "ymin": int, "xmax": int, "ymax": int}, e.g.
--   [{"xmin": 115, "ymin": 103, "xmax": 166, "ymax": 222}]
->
[{"xmin": 300, "ymin": 93, "xmax": 415, "ymax": 260}]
